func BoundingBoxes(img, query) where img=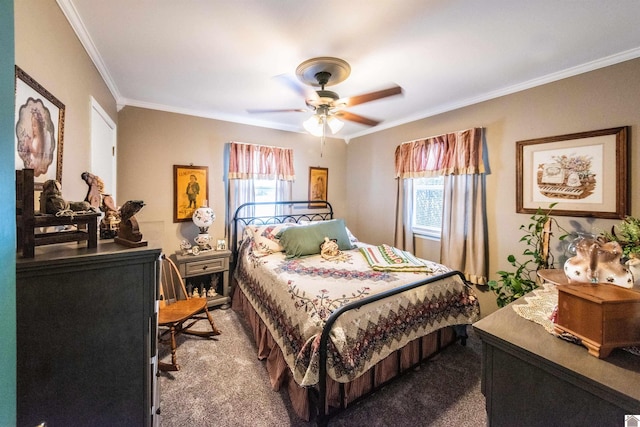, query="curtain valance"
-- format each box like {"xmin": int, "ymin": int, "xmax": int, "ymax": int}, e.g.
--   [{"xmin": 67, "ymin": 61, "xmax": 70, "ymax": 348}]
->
[
  {"xmin": 228, "ymin": 142, "xmax": 295, "ymax": 181},
  {"xmin": 394, "ymin": 127, "xmax": 484, "ymax": 178}
]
